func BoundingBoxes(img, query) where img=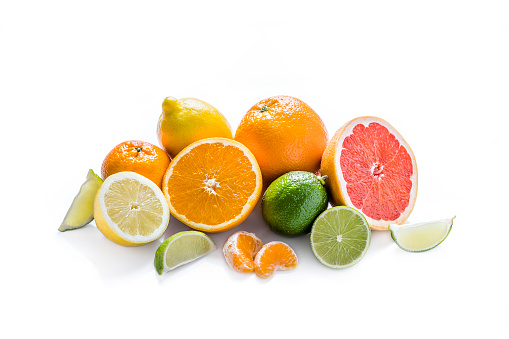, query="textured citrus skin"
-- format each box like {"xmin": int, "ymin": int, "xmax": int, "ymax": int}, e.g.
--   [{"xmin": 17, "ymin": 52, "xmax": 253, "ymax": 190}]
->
[
  {"xmin": 320, "ymin": 116, "xmax": 418, "ymax": 230},
  {"xmin": 254, "ymin": 241, "xmax": 298, "ymax": 279},
  {"xmin": 234, "ymin": 95, "xmax": 328, "ymax": 186},
  {"xmin": 223, "ymin": 231, "xmax": 263, "ymax": 273},
  {"xmin": 262, "ymin": 171, "xmax": 328, "ymax": 237},
  {"xmin": 157, "ymin": 97, "xmax": 233, "ymax": 158},
  {"xmin": 101, "ymin": 140, "xmax": 170, "ymax": 189}
]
